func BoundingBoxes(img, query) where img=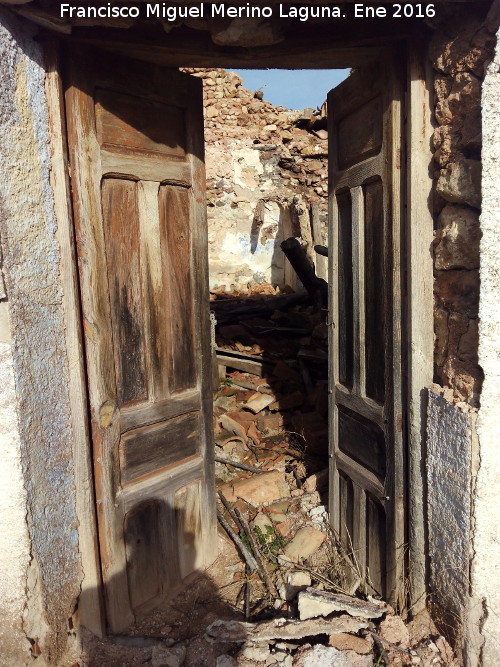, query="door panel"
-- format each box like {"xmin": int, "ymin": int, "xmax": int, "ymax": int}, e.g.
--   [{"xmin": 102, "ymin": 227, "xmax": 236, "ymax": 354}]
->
[
  {"xmin": 328, "ymin": 53, "xmax": 404, "ymax": 606},
  {"xmin": 65, "ymin": 48, "xmax": 217, "ymax": 632}
]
